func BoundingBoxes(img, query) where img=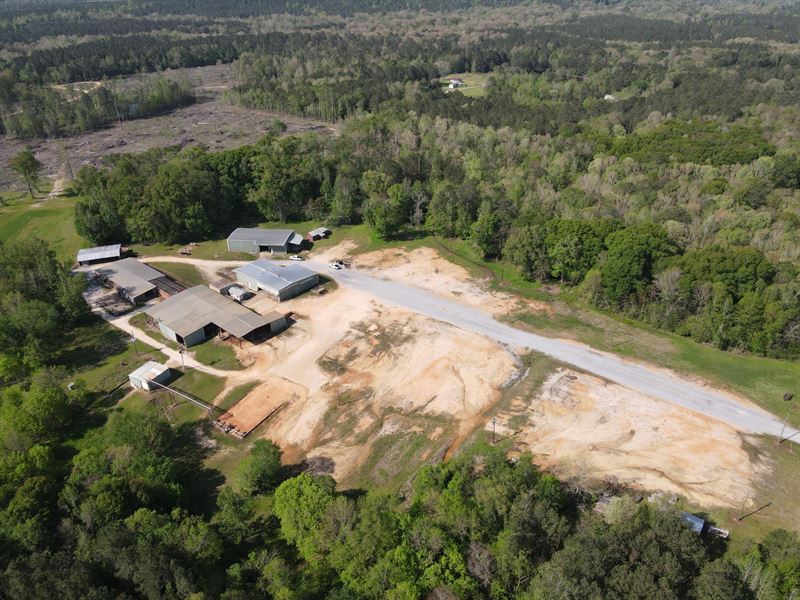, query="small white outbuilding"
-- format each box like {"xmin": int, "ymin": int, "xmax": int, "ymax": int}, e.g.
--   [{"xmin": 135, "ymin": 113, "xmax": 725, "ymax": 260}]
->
[{"xmin": 129, "ymin": 361, "xmax": 171, "ymax": 391}]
